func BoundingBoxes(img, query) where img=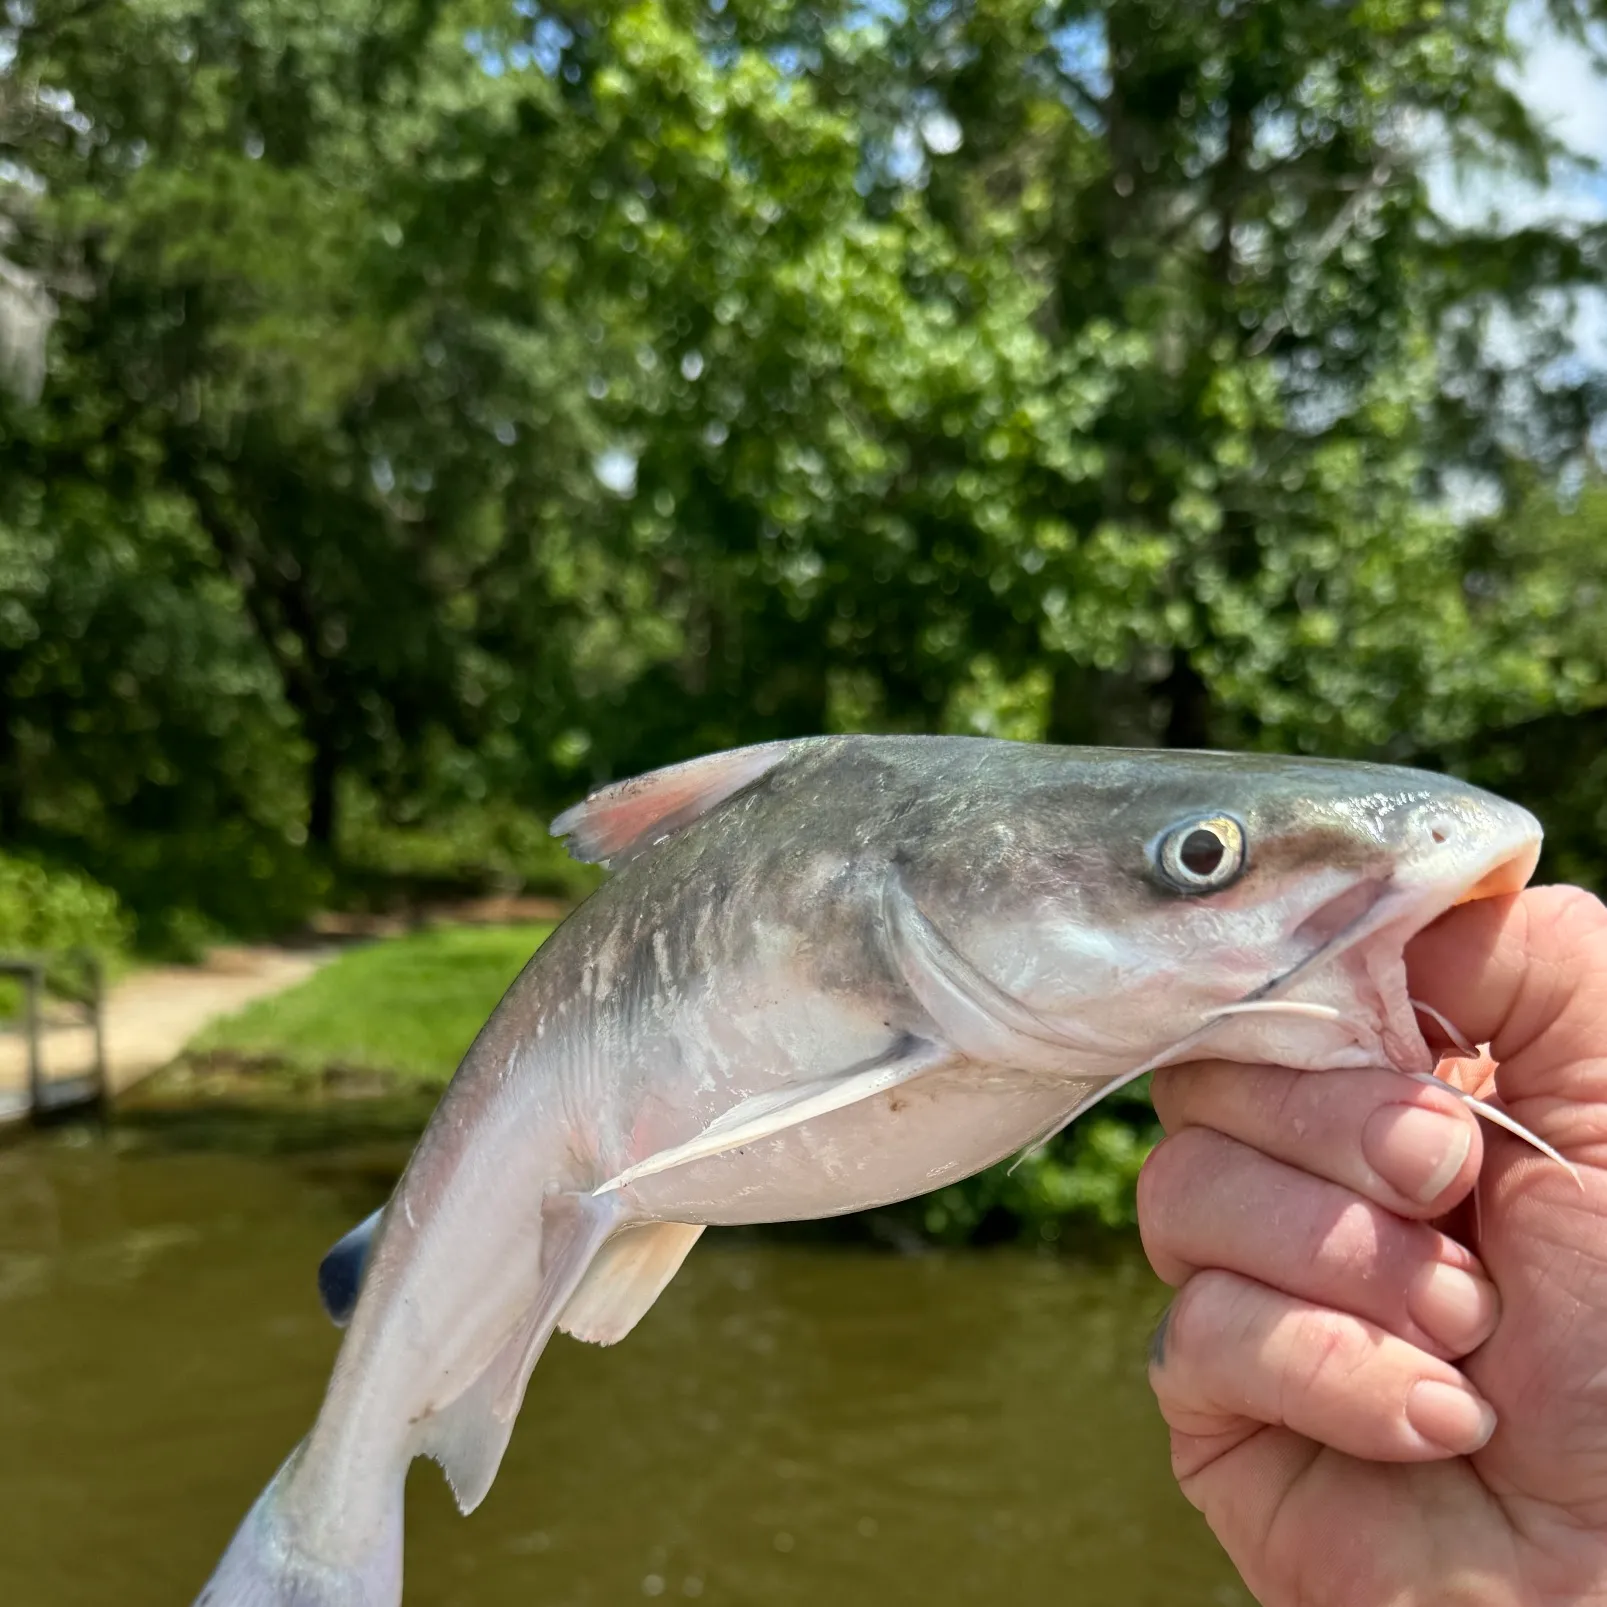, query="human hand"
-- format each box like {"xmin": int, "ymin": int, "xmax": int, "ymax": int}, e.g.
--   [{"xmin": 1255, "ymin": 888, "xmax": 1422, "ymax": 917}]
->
[{"xmin": 1138, "ymin": 886, "xmax": 1607, "ymax": 1606}]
